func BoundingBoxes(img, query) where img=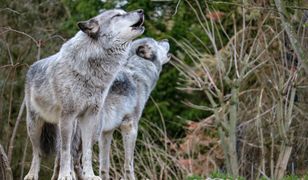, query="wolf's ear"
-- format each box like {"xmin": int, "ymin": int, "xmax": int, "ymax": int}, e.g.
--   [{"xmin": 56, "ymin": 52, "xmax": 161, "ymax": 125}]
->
[
  {"xmin": 159, "ymin": 39, "xmax": 170, "ymax": 51},
  {"xmin": 136, "ymin": 44, "xmax": 154, "ymax": 60},
  {"xmin": 77, "ymin": 19, "xmax": 100, "ymax": 38}
]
